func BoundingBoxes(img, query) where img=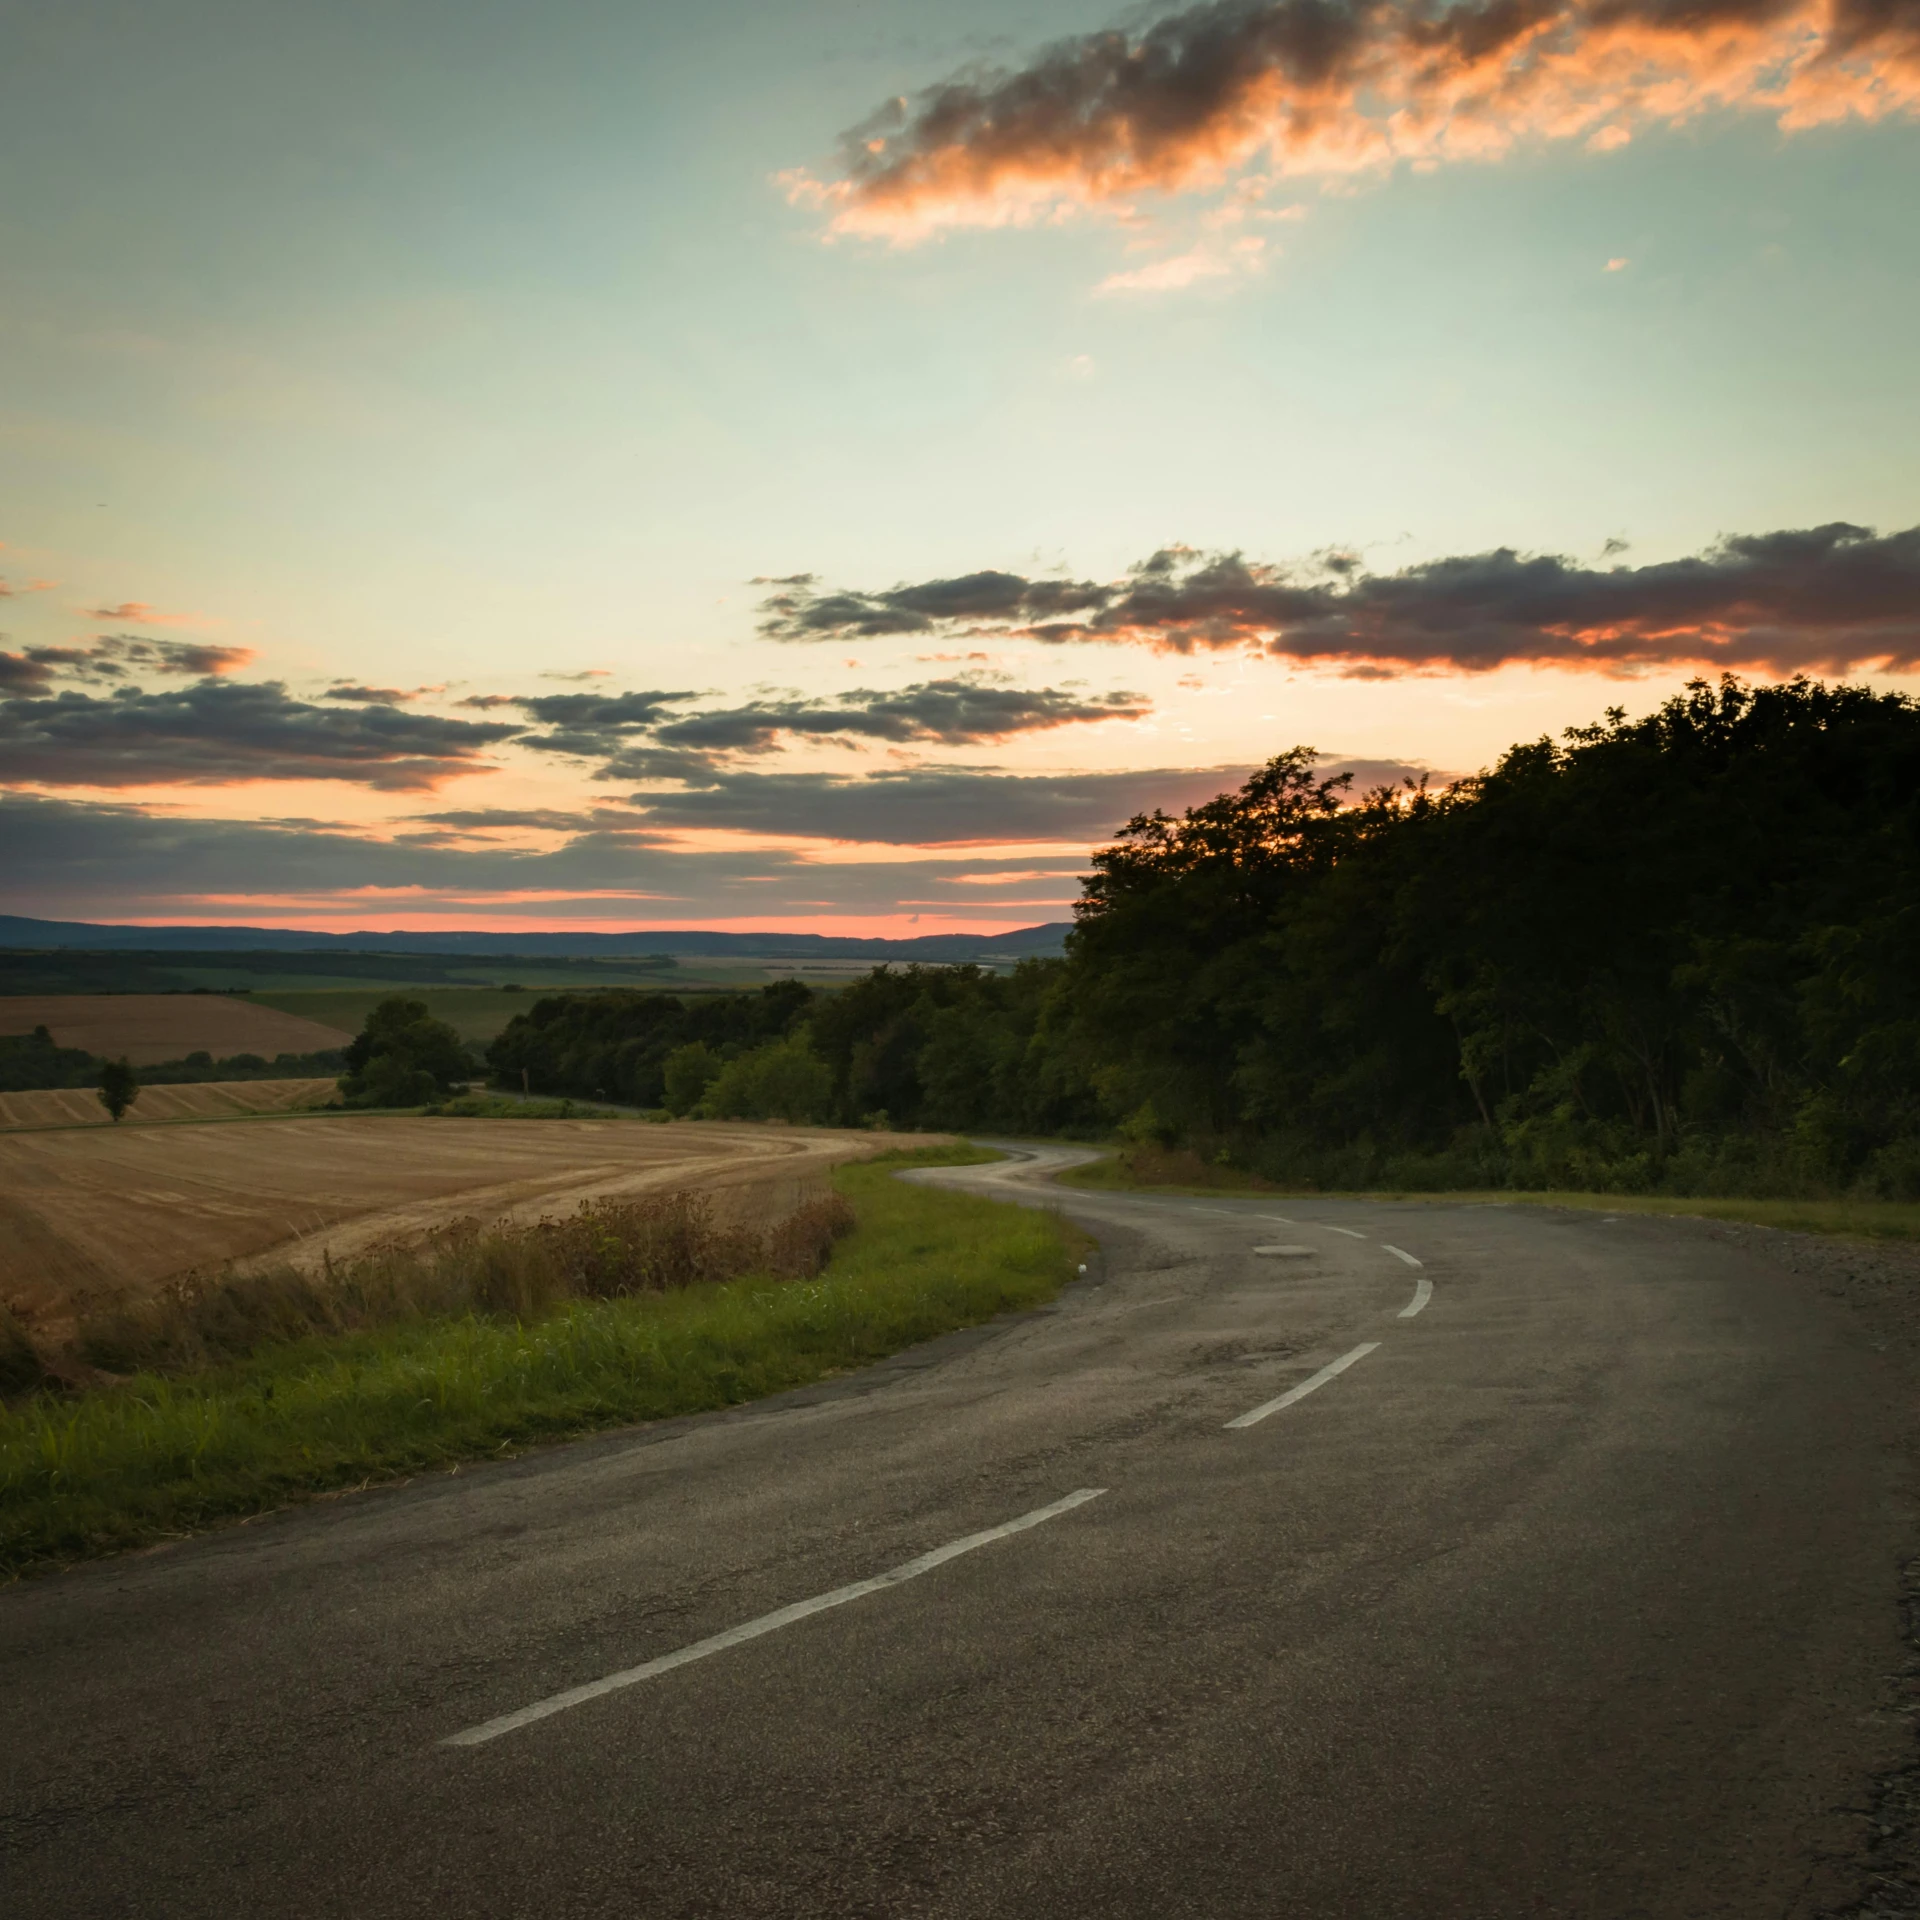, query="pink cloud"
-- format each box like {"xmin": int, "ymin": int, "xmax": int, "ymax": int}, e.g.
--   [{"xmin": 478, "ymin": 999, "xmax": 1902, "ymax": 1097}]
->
[
  {"xmin": 86, "ymin": 600, "xmax": 208, "ymax": 628},
  {"xmin": 792, "ymin": 0, "xmax": 1920, "ymax": 241}
]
